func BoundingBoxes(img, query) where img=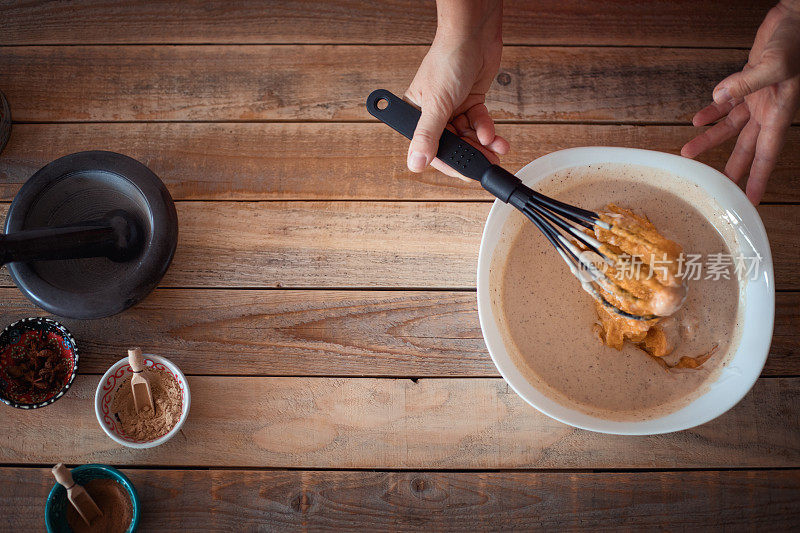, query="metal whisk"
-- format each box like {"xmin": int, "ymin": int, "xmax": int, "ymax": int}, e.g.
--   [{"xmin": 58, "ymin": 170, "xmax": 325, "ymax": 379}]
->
[{"xmin": 367, "ymin": 89, "xmax": 659, "ymax": 321}]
